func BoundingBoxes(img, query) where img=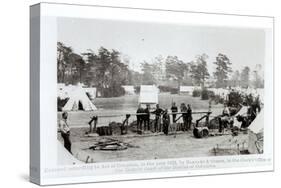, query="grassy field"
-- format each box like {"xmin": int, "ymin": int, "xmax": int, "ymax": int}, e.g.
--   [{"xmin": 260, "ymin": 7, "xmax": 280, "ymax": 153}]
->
[{"xmin": 58, "ymin": 93, "xmax": 223, "ymax": 127}]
